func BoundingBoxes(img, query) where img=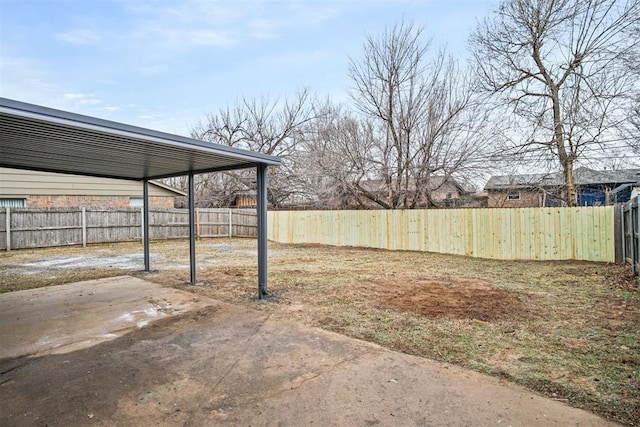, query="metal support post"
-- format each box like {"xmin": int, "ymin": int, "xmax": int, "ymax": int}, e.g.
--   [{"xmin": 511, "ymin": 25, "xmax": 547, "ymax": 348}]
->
[
  {"xmin": 143, "ymin": 179, "xmax": 150, "ymax": 272},
  {"xmin": 257, "ymin": 163, "xmax": 268, "ymax": 298},
  {"xmin": 188, "ymin": 172, "xmax": 197, "ymax": 284}
]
